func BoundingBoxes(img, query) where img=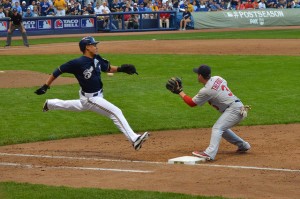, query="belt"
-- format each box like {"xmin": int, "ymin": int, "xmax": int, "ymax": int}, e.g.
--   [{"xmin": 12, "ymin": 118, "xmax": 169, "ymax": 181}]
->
[
  {"xmin": 81, "ymin": 89, "xmax": 102, "ymax": 97},
  {"xmin": 223, "ymin": 100, "xmax": 241, "ymax": 112}
]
